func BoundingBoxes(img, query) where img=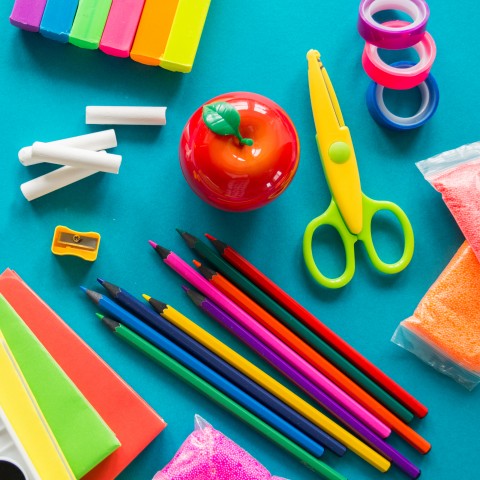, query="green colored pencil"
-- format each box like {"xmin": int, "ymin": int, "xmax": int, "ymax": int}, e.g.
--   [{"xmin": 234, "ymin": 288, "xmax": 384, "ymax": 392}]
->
[
  {"xmin": 100, "ymin": 315, "xmax": 347, "ymax": 480},
  {"xmin": 177, "ymin": 229, "xmax": 414, "ymax": 424}
]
